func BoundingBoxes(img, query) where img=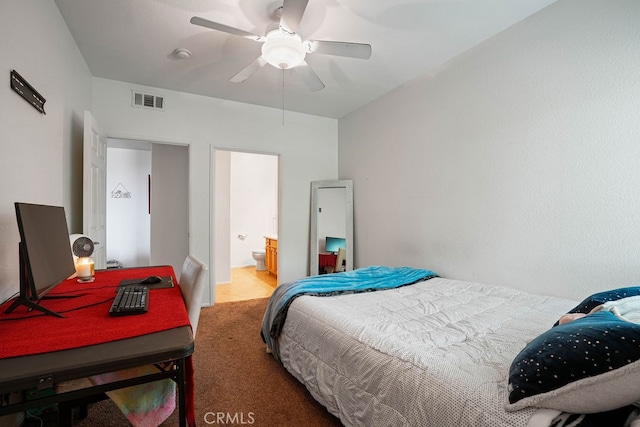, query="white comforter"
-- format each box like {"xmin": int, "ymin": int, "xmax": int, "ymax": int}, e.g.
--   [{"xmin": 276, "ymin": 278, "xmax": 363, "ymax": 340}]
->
[{"xmin": 278, "ymin": 277, "xmax": 576, "ymax": 427}]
